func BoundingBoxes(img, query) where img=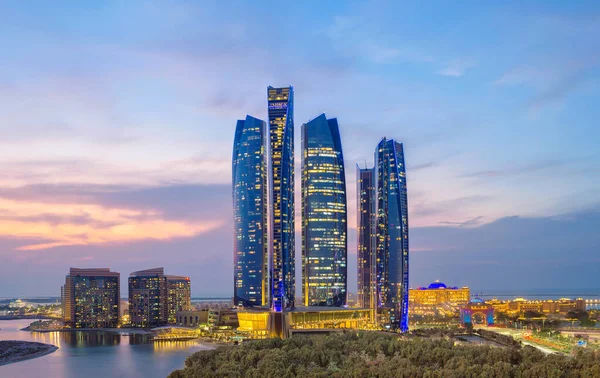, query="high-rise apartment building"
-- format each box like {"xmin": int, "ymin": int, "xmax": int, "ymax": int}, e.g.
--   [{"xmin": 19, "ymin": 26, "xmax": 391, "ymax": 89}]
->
[
  {"xmin": 232, "ymin": 115, "xmax": 269, "ymax": 307},
  {"xmin": 128, "ymin": 268, "xmax": 191, "ymax": 327},
  {"xmin": 267, "ymin": 86, "xmax": 295, "ymax": 312},
  {"xmin": 61, "ymin": 268, "xmax": 120, "ymax": 328},
  {"xmin": 375, "ymin": 138, "xmax": 409, "ymax": 332},
  {"xmin": 301, "ymin": 114, "xmax": 347, "ymax": 306},
  {"xmin": 166, "ymin": 275, "xmax": 192, "ymax": 324},
  {"xmin": 356, "ymin": 166, "xmax": 376, "ymax": 310},
  {"xmin": 129, "ymin": 268, "xmax": 167, "ymax": 327}
]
